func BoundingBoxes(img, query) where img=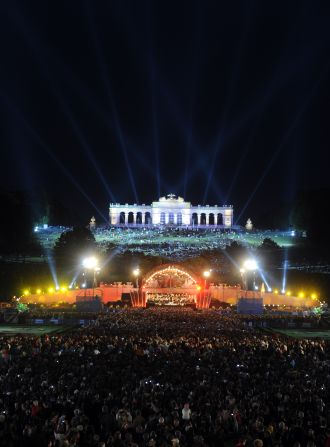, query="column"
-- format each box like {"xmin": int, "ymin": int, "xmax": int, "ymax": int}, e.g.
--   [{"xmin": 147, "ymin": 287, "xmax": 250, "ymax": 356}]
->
[
  {"xmin": 132, "ymin": 212, "xmax": 136, "ymax": 224},
  {"xmin": 197, "ymin": 214, "xmax": 201, "ymax": 226},
  {"xmin": 207, "ymin": 214, "xmax": 210, "ymax": 225}
]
